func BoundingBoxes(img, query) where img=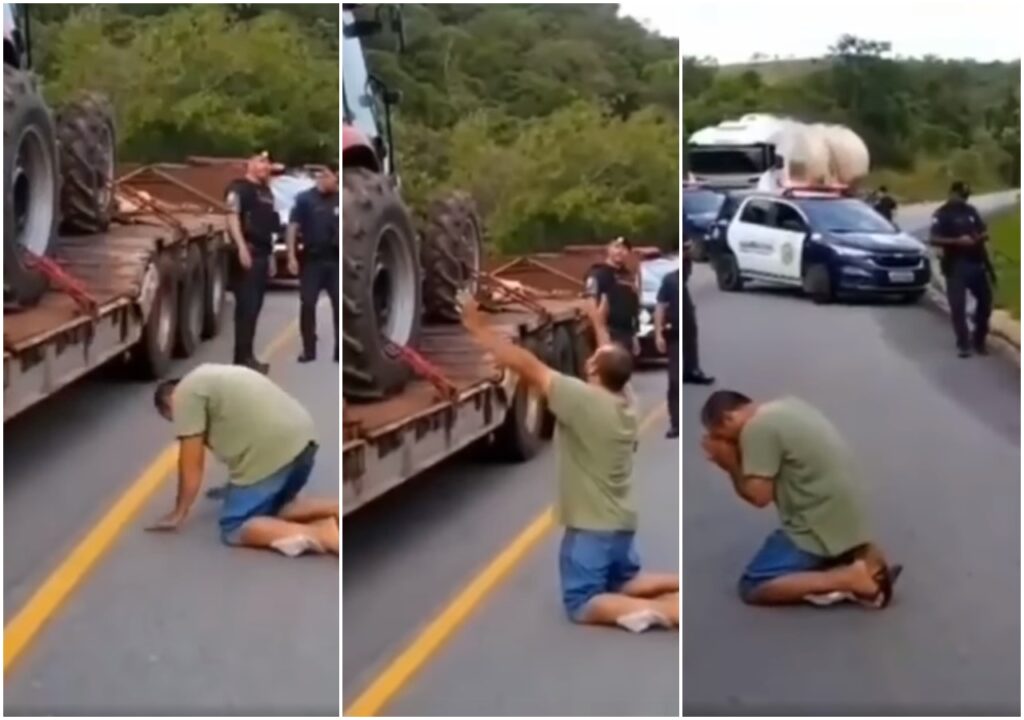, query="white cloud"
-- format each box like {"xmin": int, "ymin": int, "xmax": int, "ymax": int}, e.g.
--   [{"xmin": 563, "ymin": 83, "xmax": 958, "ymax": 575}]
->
[{"xmin": 682, "ymin": 0, "xmax": 1022, "ymax": 63}]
